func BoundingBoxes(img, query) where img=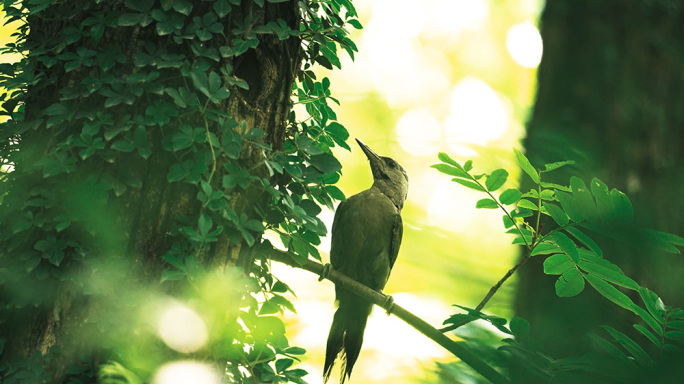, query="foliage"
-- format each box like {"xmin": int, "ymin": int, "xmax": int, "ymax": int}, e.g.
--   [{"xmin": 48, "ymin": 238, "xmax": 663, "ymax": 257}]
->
[
  {"xmin": 0, "ymin": 0, "xmax": 360, "ymax": 382},
  {"xmin": 433, "ymin": 150, "xmax": 684, "ymax": 382}
]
